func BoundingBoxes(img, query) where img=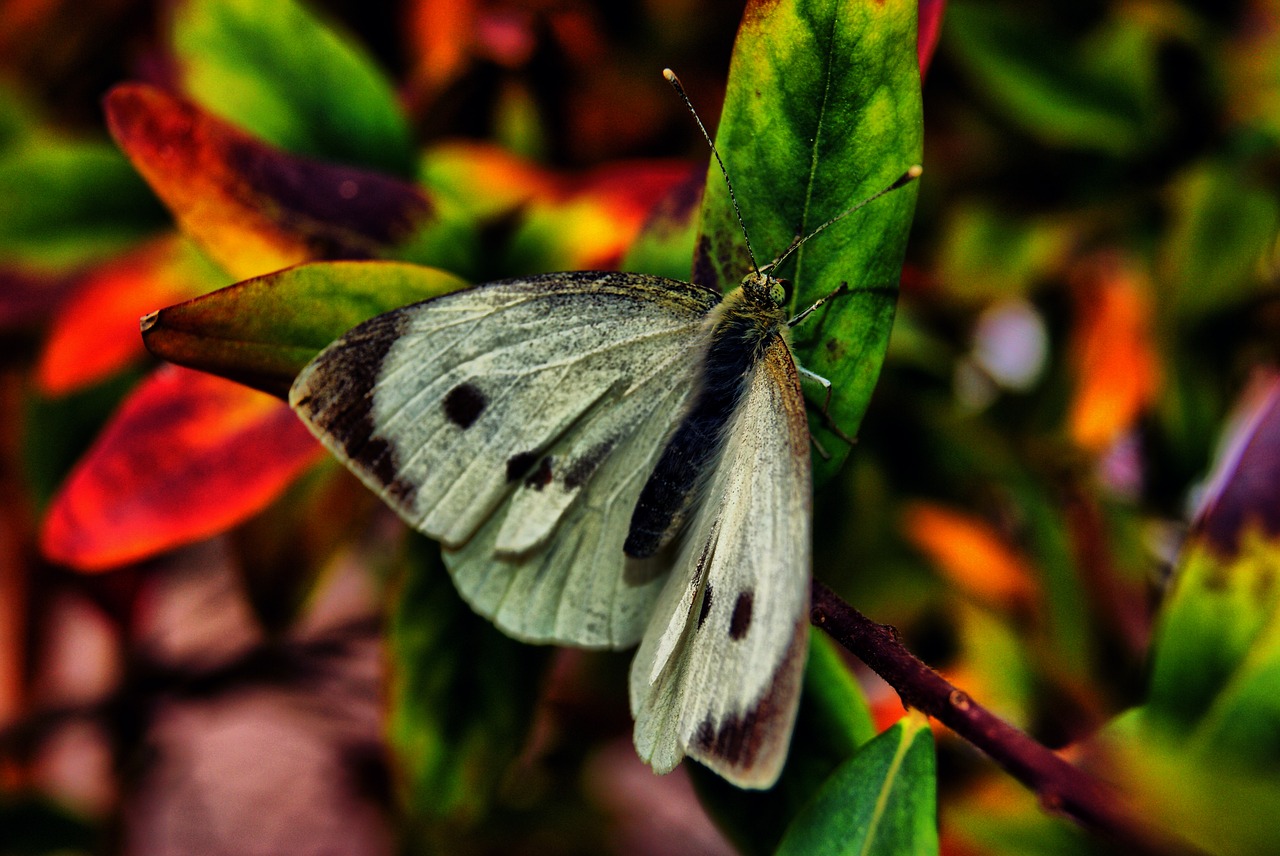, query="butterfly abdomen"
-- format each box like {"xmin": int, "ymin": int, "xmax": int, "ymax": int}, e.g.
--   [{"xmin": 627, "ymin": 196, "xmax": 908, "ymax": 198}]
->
[{"xmin": 624, "ymin": 288, "xmax": 789, "ymax": 559}]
